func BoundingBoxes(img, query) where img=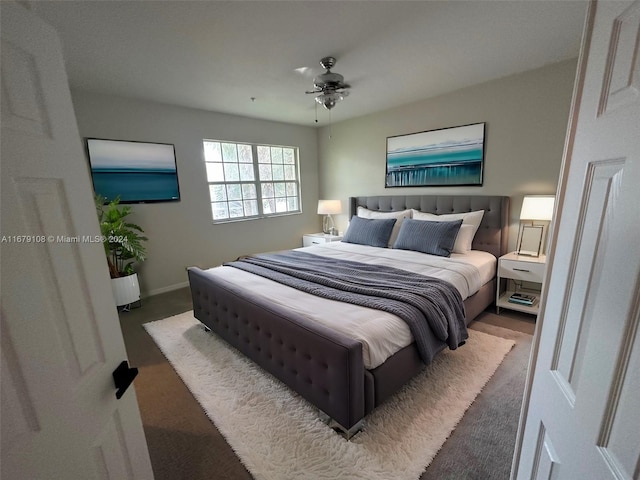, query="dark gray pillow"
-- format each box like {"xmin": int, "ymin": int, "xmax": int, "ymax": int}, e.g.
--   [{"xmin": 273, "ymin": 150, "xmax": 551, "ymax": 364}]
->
[
  {"xmin": 342, "ymin": 216, "xmax": 397, "ymax": 248},
  {"xmin": 393, "ymin": 219, "xmax": 463, "ymax": 257}
]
